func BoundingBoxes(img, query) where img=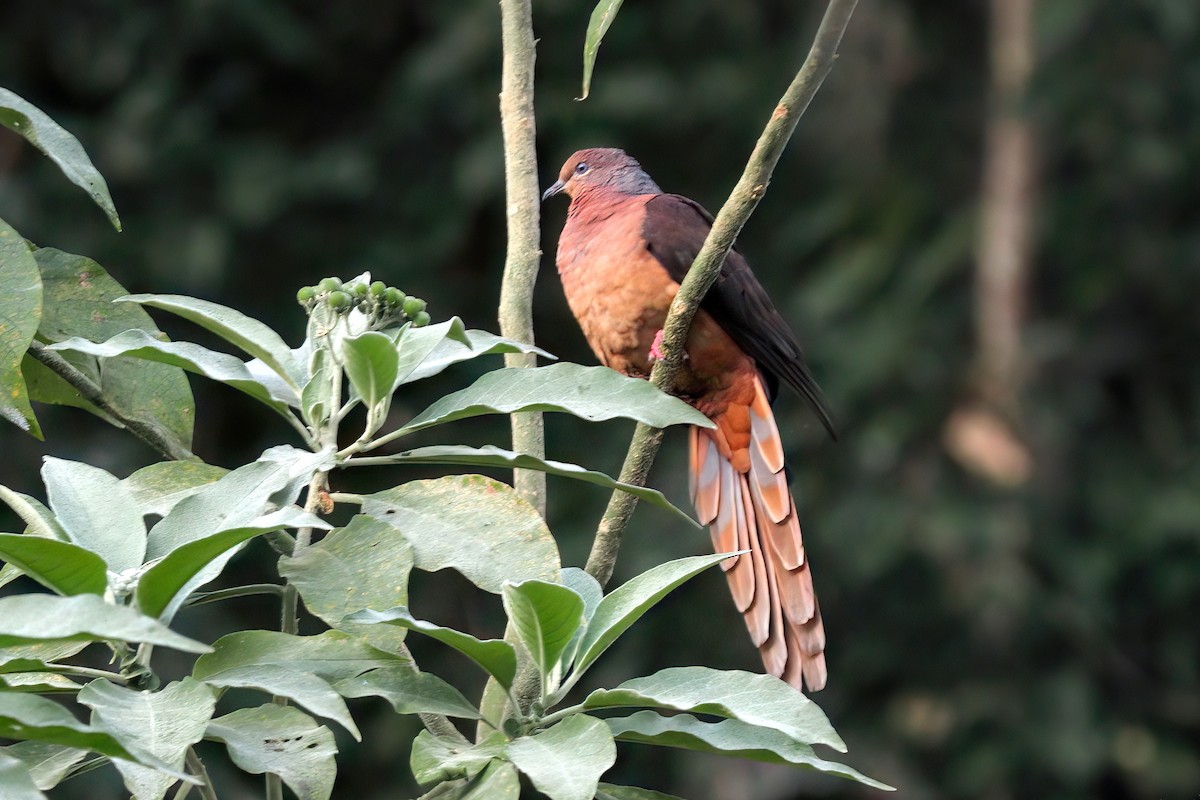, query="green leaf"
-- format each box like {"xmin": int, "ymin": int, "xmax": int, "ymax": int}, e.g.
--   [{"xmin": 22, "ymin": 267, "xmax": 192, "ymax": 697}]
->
[
  {"xmin": 458, "ymin": 760, "xmax": 520, "ymax": 799},
  {"xmin": 0, "ymin": 217, "xmax": 43, "ymax": 438},
  {"xmin": 193, "ymin": 630, "xmax": 406, "ymax": 686},
  {"xmin": 0, "ymin": 641, "xmax": 89, "ymax": 670},
  {"xmin": 360, "ymin": 445, "xmax": 695, "ymax": 526},
  {"xmin": 136, "ymin": 506, "xmax": 328, "ymax": 619},
  {"xmin": 596, "ymin": 784, "xmax": 687, "ymax": 800},
  {"xmin": 146, "ymin": 448, "xmax": 328, "ymax": 559},
  {"xmin": 392, "ymin": 317, "xmax": 469, "ymax": 388},
  {"xmin": 122, "ymin": 461, "xmax": 228, "ymax": 517},
  {"xmin": 0, "ymin": 742, "xmax": 86, "ymax": 791},
  {"xmin": 0, "ymin": 752, "xmax": 46, "ymax": 800},
  {"xmin": 334, "ymin": 666, "xmax": 481, "ymax": 720},
  {"xmin": 572, "ymin": 553, "xmax": 734, "ymax": 679},
  {"xmin": 121, "ymin": 294, "xmax": 301, "ymax": 388},
  {"xmin": 78, "ymin": 678, "xmax": 217, "ymax": 800},
  {"xmin": 47, "ymin": 330, "xmax": 298, "ymax": 416},
  {"xmin": 606, "ymin": 711, "xmax": 894, "ymax": 790},
  {"xmin": 301, "ymin": 347, "xmax": 334, "ymax": 427},
  {"xmin": 582, "ymin": 667, "xmax": 844, "ymax": 750},
  {"xmin": 344, "ymin": 608, "xmax": 517, "ymax": 690},
  {"xmin": 558, "ymin": 568, "xmax": 603, "ymax": 673},
  {"xmin": 579, "ymin": 0, "xmax": 626, "ymax": 100},
  {"xmin": 410, "ymin": 730, "xmax": 506, "ymax": 785},
  {"xmin": 403, "ymin": 328, "xmax": 554, "ymax": 385},
  {"xmin": 196, "ymin": 665, "xmax": 359, "ymax": 740},
  {"xmin": 0, "ymin": 534, "xmax": 107, "ymax": 595},
  {"xmin": 501, "ymin": 580, "xmax": 584, "ymax": 680},
  {"xmin": 0, "ymin": 487, "xmax": 66, "ymax": 541},
  {"xmin": 278, "ymin": 514, "xmax": 413, "ymax": 653},
  {"xmin": 341, "ymin": 331, "xmax": 399, "ymax": 408},
  {"xmin": 362, "ymin": 475, "xmax": 560, "ymax": 593},
  {"xmin": 0, "ymin": 88, "xmax": 120, "ymax": 229},
  {"xmin": 33, "ymin": 249, "xmax": 195, "ymax": 449},
  {"xmin": 0, "ymin": 594, "xmax": 209, "ymax": 653},
  {"xmin": 20, "ymin": 353, "xmax": 116, "ymax": 424},
  {"xmin": 0, "ymin": 694, "xmax": 192, "ymax": 780},
  {"xmin": 395, "ymin": 364, "xmax": 712, "ymax": 436},
  {"xmin": 0, "ymin": 672, "xmax": 82, "ymax": 693},
  {"xmin": 41, "ymin": 457, "xmax": 146, "ymax": 573},
  {"xmin": 507, "ymin": 714, "xmax": 616, "ymax": 800},
  {"xmin": 206, "ymin": 705, "xmax": 336, "ymax": 800}
]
